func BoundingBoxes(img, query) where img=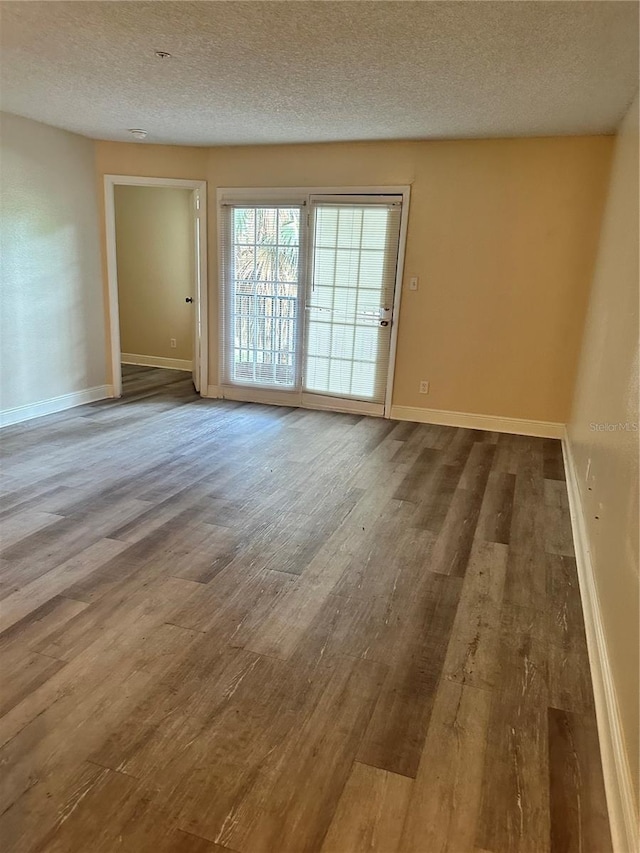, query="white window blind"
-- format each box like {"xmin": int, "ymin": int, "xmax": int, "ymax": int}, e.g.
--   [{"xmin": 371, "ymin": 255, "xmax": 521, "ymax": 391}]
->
[{"xmin": 304, "ymin": 201, "xmax": 401, "ymax": 404}]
